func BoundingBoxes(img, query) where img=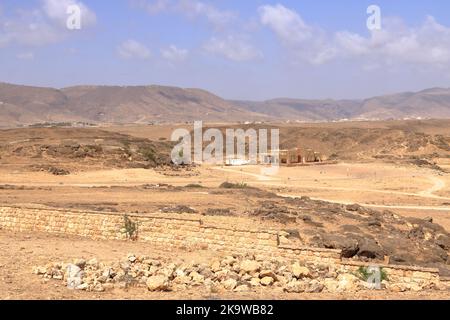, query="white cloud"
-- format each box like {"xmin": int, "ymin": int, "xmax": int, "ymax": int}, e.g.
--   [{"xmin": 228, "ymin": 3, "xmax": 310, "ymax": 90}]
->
[
  {"xmin": 0, "ymin": 0, "xmax": 96, "ymax": 47},
  {"xmin": 42, "ymin": 0, "xmax": 96, "ymax": 28},
  {"xmin": 161, "ymin": 45, "xmax": 189, "ymax": 62},
  {"xmin": 259, "ymin": 4, "xmax": 312, "ymax": 45},
  {"xmin": 177, "ymin": 0, "xmax": 236, "ymax": 29},
  {"xmin": 335, "ymin": 16, "xmax": 450, "ymax": 66},
  {"xmin": 117, "ymin": 40, "xmax": 152, "ymax": 60},
  {"xmin": 203, "ymin": 36, "xmax": 262, "ymax": 62},
  {"xmin": 258, "ymin": 4, "xmax": 335, "ymax": 65},
  {"xmin": 16, "ymin": 52, "xmax": 35, "ymax": 60},
  {"xmin": 259, "ymin": 4, "xmax": 450, "ymax": 68},
  {"xmin": 134, "ymin": 0, "xmax": 236, "ymax": 29},
  {"xmin": 130, "ymin": 0, "xmax": 170, "ymax": 15}
]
